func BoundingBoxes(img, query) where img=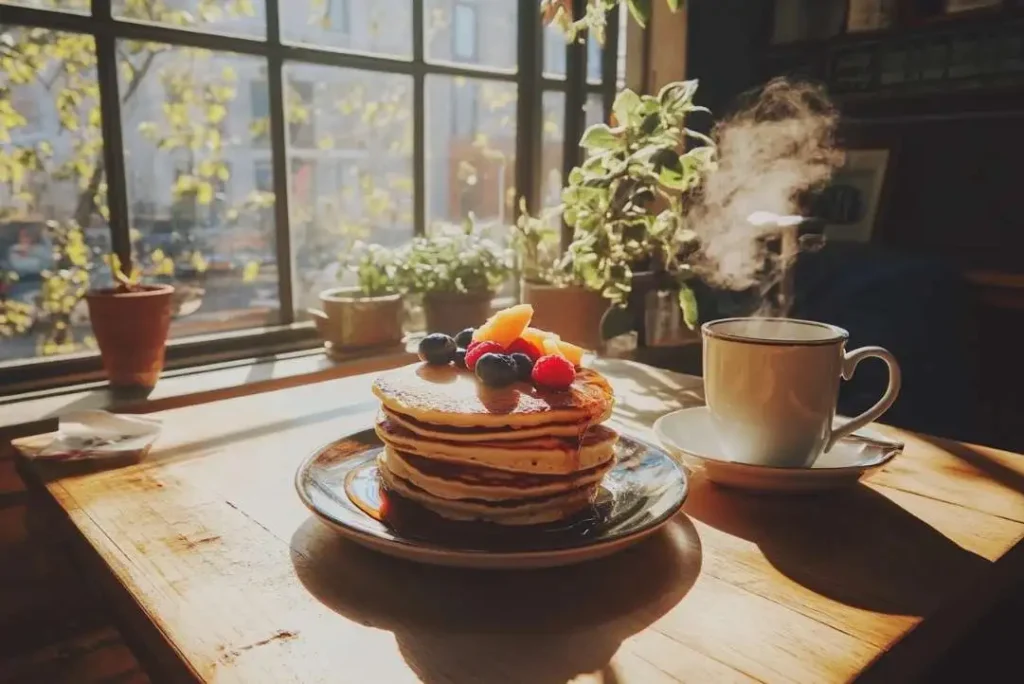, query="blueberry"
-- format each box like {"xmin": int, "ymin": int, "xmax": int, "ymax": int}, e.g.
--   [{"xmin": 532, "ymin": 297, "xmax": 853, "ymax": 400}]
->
[
  {"xmin": 454, "ymin": 327, "xmax": 475, "ymax": 349},
  {"xmin": 453, "ymin": 347, "xmax": 467, "ymax": 369},
  {"xmin": 510, "ymin": 352, "xmax": 534, "ymax": 381},
  {"xmin": 474, "ymin": 353, "xmax": 519, "ymax": 387},
  {"xmin": 418, "ymin": 333, "xmax": 457, "ymax": 365}
]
